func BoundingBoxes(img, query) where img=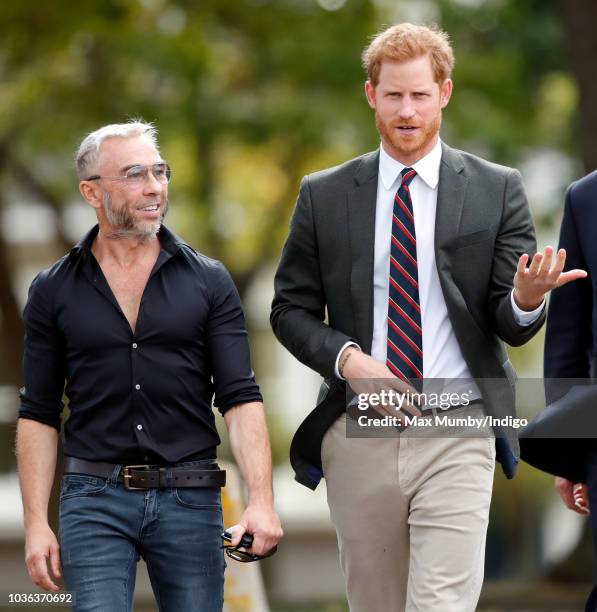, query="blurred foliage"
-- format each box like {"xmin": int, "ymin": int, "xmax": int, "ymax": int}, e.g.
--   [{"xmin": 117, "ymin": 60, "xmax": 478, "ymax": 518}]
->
[
  {"xmin": 0, "ymin": 0, "xmax": 576, "ymax": 277},
  {"xmin": 440, "ymin": 0, "xmax": 574, "ymax": 164},
  {"xmin": 0, "ymin": 0, "xmax": 379, "ymax": 286},
  {"xmin": 0, "ymin": 0, "xmax": 577, "ymax": 377}
]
